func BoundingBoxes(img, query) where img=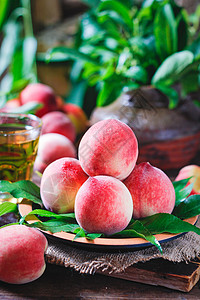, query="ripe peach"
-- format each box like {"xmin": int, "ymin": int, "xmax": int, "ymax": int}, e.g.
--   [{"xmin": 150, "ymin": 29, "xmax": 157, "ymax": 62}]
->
[
  {"xmin": 0, "ymin": 98, "xmax": 21, "ymax": 112},
  {"xmin": 41, "ymin": 157, "xmax": 88, "ymax": 213},
  {"xmin": 20, "ymin": 83, "xmax": 58, "ymax": 117},
  {"xmin": 123, "ymin": 162, "xmax": 175, "ymax": 219},
  {"xmin": 41, "ymin": 111, "xmax": 76, "ymax": 143},
  {"xmin": 34, "ymin": 133, "xmax": 76, "ymax": 173},
  {"xmin": 75, "ymin": 175, "xmax": 133, "ymax": 235},
  {"xmin": 175, "ymin": 165, "xmax": 200, "ymax": 195},
  {"xmin": 62, "ymin": 103, "xmax": 88, "ymax": 134},
  {"xmin": 0, "ymin": 225, "xmax": 48, "ymax": 284},
  {"xmin": 78, "ymin": 119, "xmax": 138, "ymax": 180}
]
